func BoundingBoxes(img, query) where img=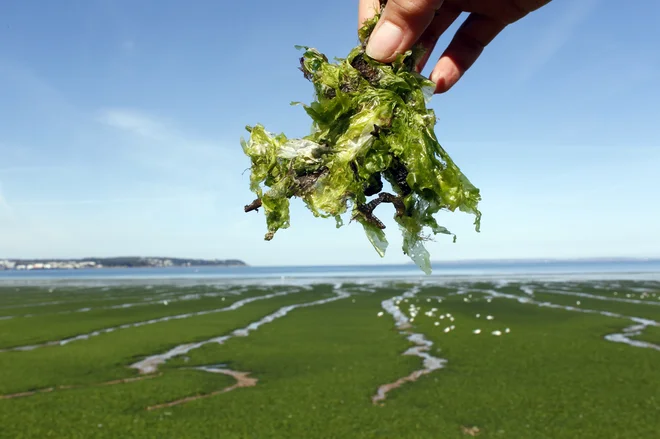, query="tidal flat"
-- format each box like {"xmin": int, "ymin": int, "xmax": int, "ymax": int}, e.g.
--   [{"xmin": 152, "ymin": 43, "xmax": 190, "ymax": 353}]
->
[{"xmin": 0, "ymin": 278, "xmax": 658, "ymax": 438}]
